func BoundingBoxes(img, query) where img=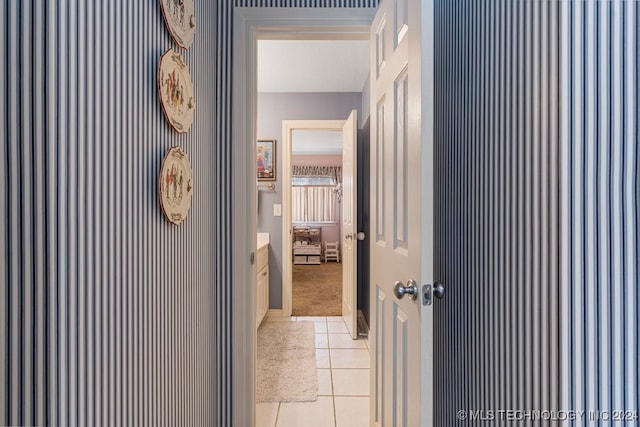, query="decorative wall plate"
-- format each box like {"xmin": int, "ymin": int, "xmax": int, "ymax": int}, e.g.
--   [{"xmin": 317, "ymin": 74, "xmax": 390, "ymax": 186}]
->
[
  {"xmin": 160, "ymin": 0, "xmax": 196, "ymax": 48},
  {"xmin": 159, "ymin": 146, "xmax": 194, "ymax": 225},
  {"xmin": 158, "ymin": 49, "xmax": 195, "ymax": 133}
]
